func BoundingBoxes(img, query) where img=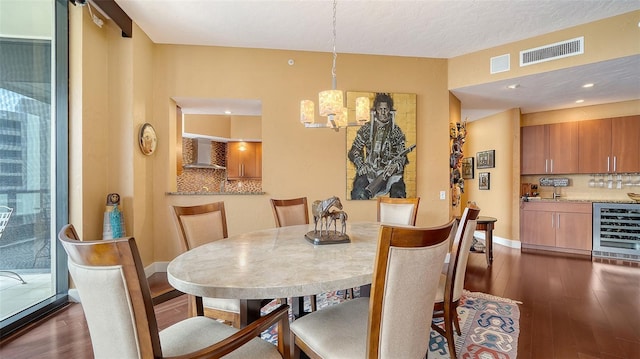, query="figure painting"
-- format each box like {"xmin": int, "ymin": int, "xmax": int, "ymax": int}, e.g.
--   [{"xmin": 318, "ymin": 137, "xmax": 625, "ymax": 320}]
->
[{"xmin": 346, "ymin": 92, "xmax": 417, "ymax": 200}]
